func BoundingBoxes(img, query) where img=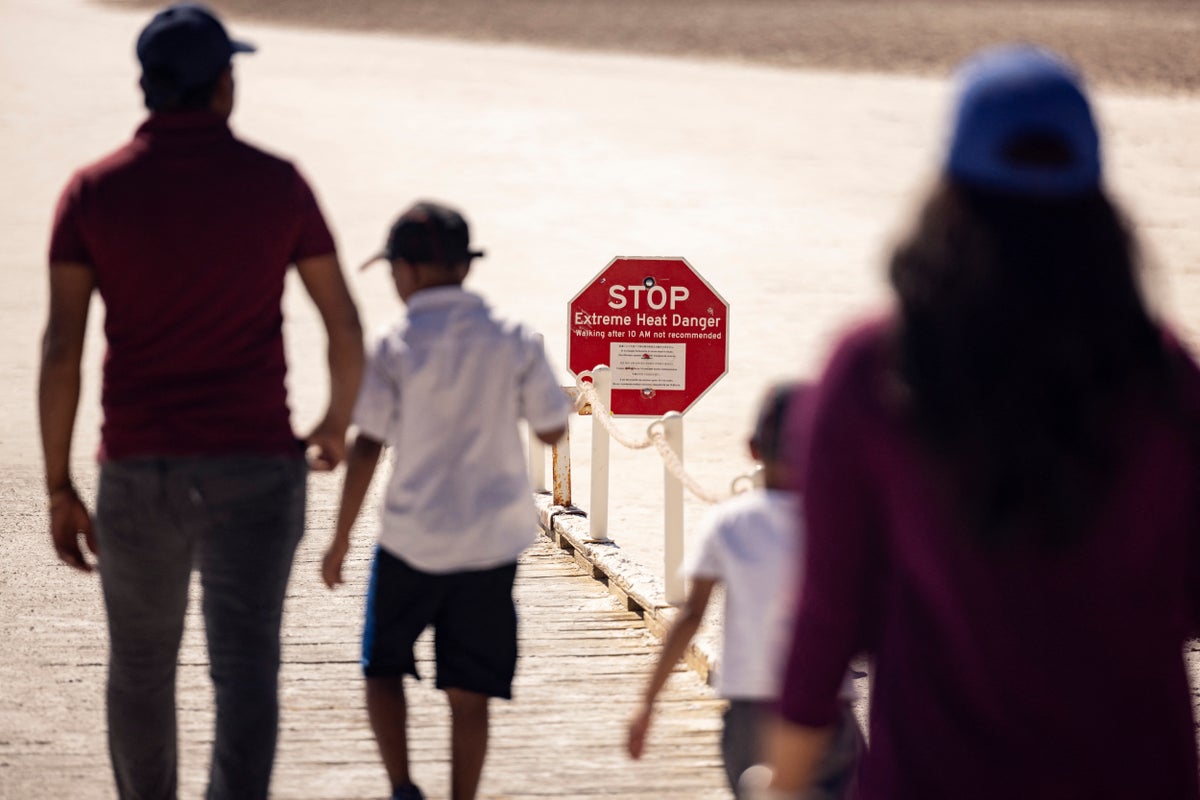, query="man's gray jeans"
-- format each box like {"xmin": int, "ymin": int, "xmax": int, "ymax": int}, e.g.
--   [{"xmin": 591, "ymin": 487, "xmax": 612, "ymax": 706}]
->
[{"xmin": 95, "ymin": 455, "xmax": 306, "ymax": 800}]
